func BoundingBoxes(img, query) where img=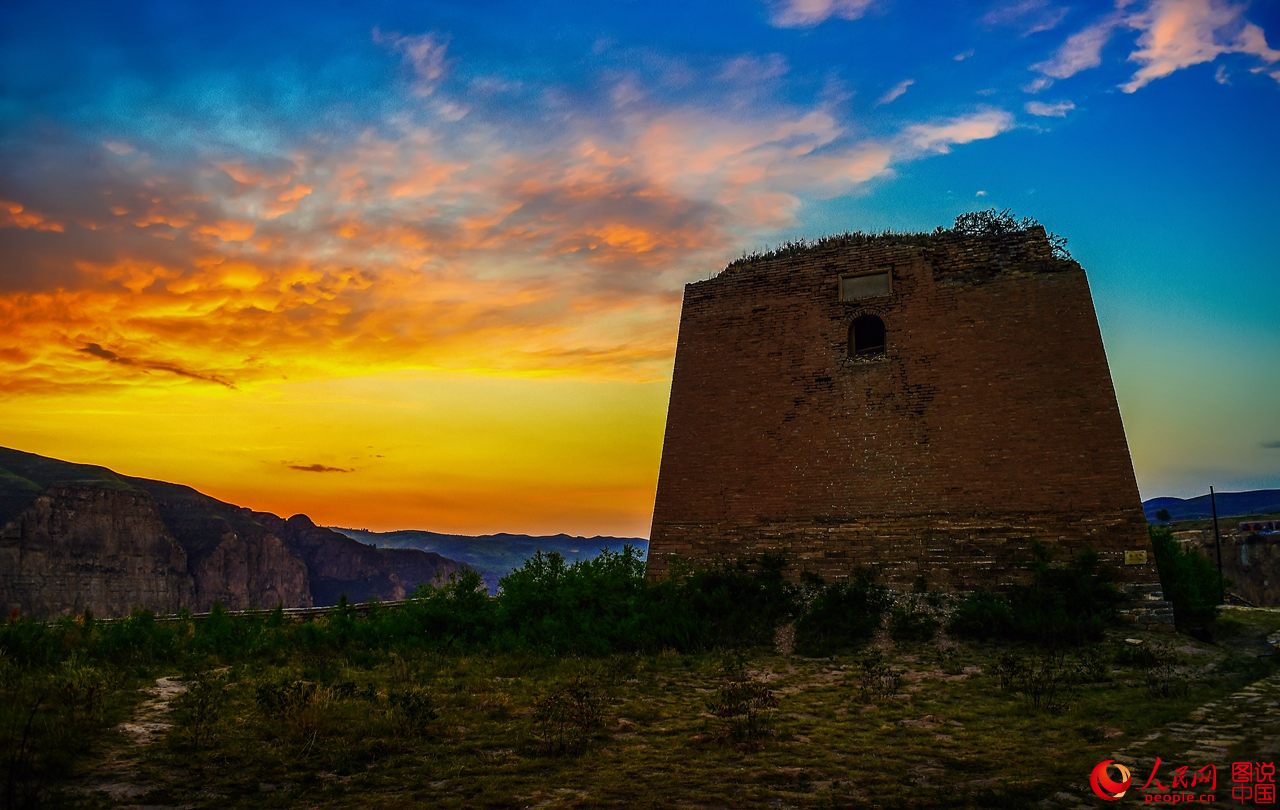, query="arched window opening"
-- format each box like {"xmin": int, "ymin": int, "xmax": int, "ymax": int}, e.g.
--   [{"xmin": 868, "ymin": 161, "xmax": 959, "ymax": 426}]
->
[{"xmin": 850, "ymin": 314, "xmax": 886, "ymax": 358}]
